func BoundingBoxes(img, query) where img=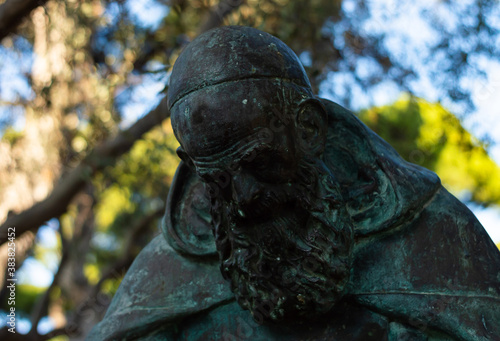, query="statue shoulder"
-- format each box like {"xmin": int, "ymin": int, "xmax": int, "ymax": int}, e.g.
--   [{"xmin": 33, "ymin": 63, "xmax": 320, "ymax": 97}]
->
[
  {"xmin": 90, "ymin": 161, "xmax": 230, "ymax": 340},
  {"xmin": 88, "ymin": 234, "xmax": 233, "ymax": 341}
]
